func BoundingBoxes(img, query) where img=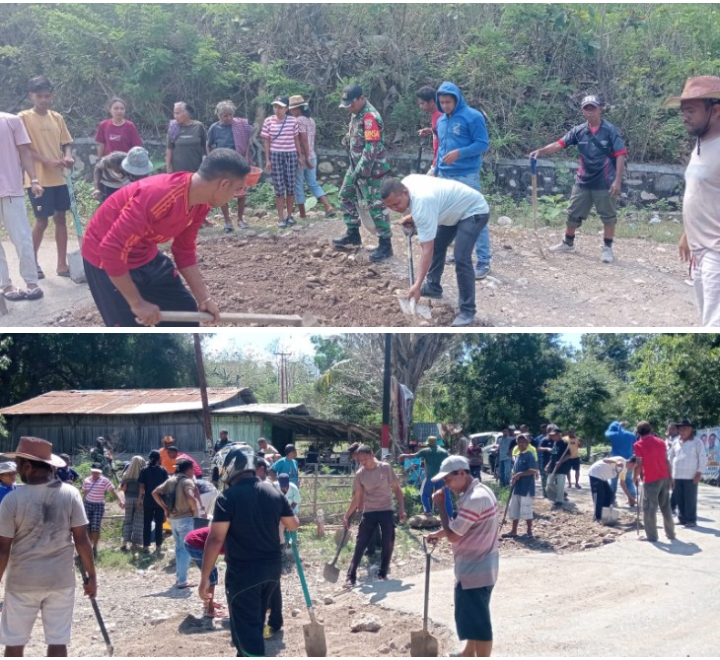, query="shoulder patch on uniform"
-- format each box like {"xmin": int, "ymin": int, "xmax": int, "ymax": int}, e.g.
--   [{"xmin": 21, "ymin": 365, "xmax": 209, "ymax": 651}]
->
[{"xmin": 363, "ymin": 113, "xmax": 381, "ymax": 142}]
